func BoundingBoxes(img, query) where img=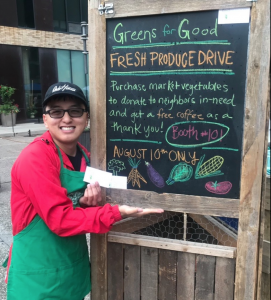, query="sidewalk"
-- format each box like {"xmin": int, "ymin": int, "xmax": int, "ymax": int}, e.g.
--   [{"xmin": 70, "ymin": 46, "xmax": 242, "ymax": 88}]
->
[
  {"xmin": 0, "ymin": 122, "xmax": 47, "ymax": 137},
  {"xmin": 0, "ymin": 135, "xmax": 39, "ymax": 299}
]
